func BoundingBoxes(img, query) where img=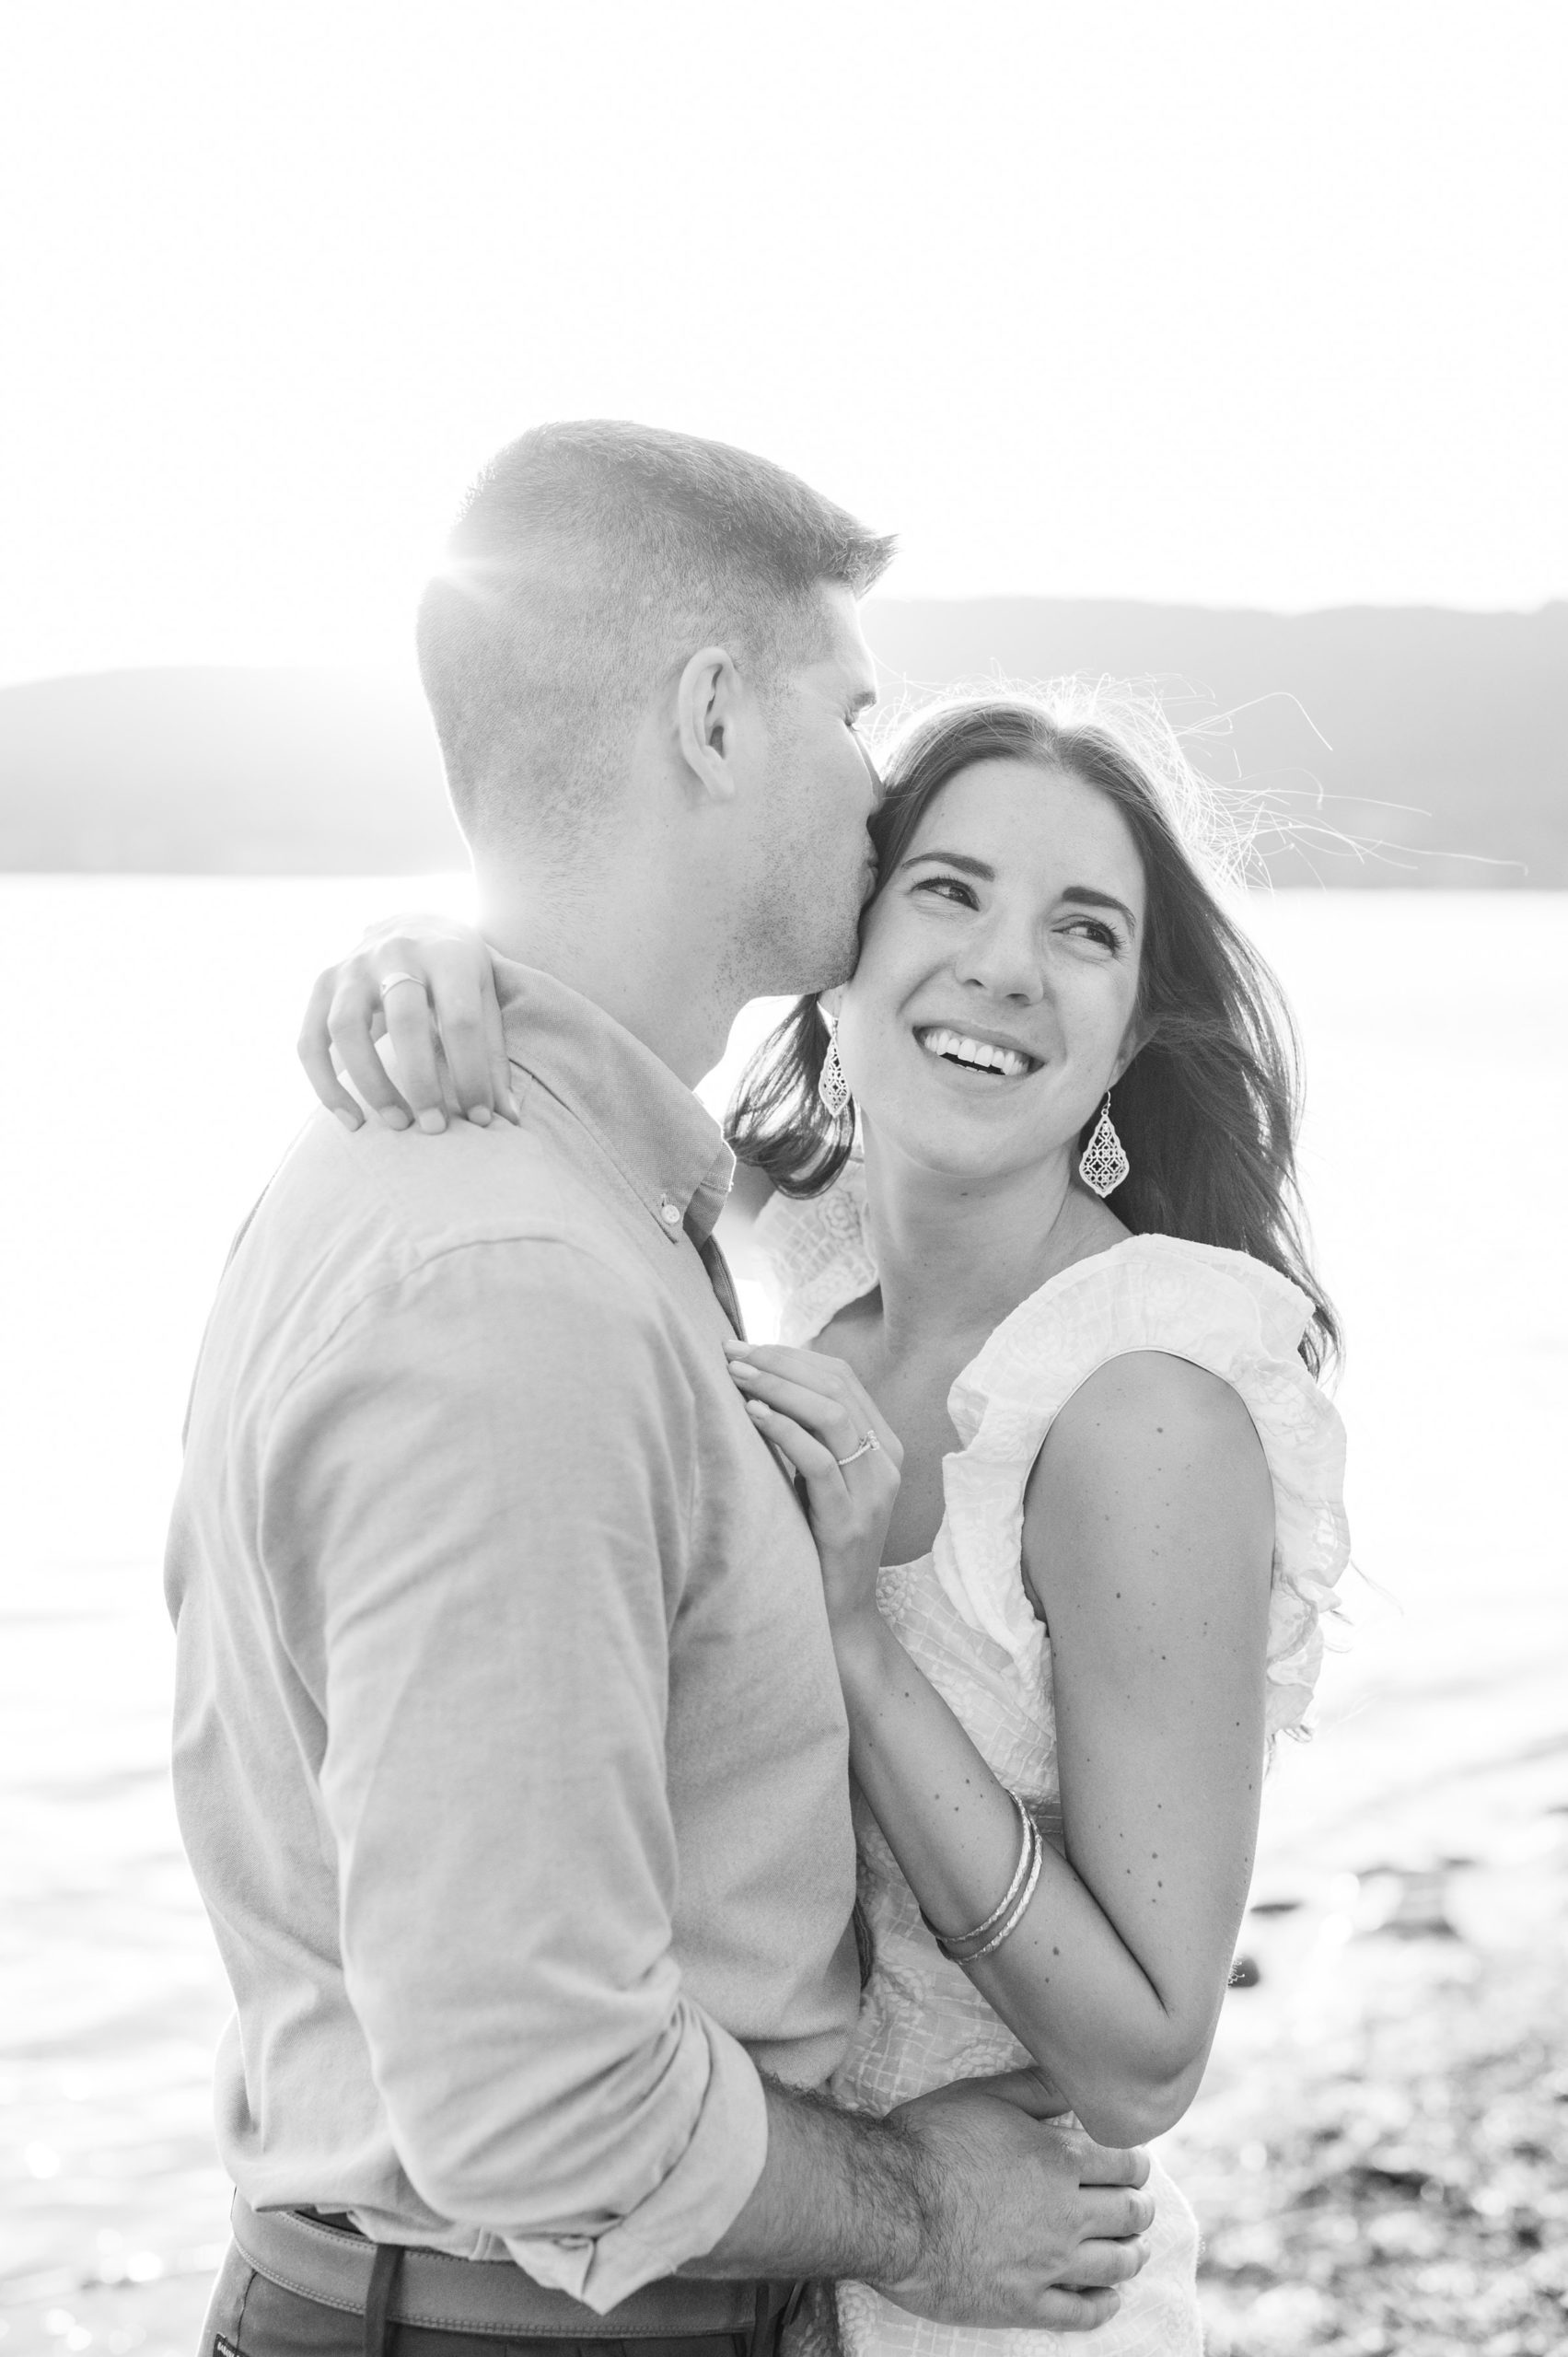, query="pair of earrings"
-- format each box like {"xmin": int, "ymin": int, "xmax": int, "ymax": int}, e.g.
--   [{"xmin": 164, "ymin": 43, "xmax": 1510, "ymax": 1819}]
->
[{"xmin": 817, "ymin": 1028, "xmax": 1131, "ymax": 1199}]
